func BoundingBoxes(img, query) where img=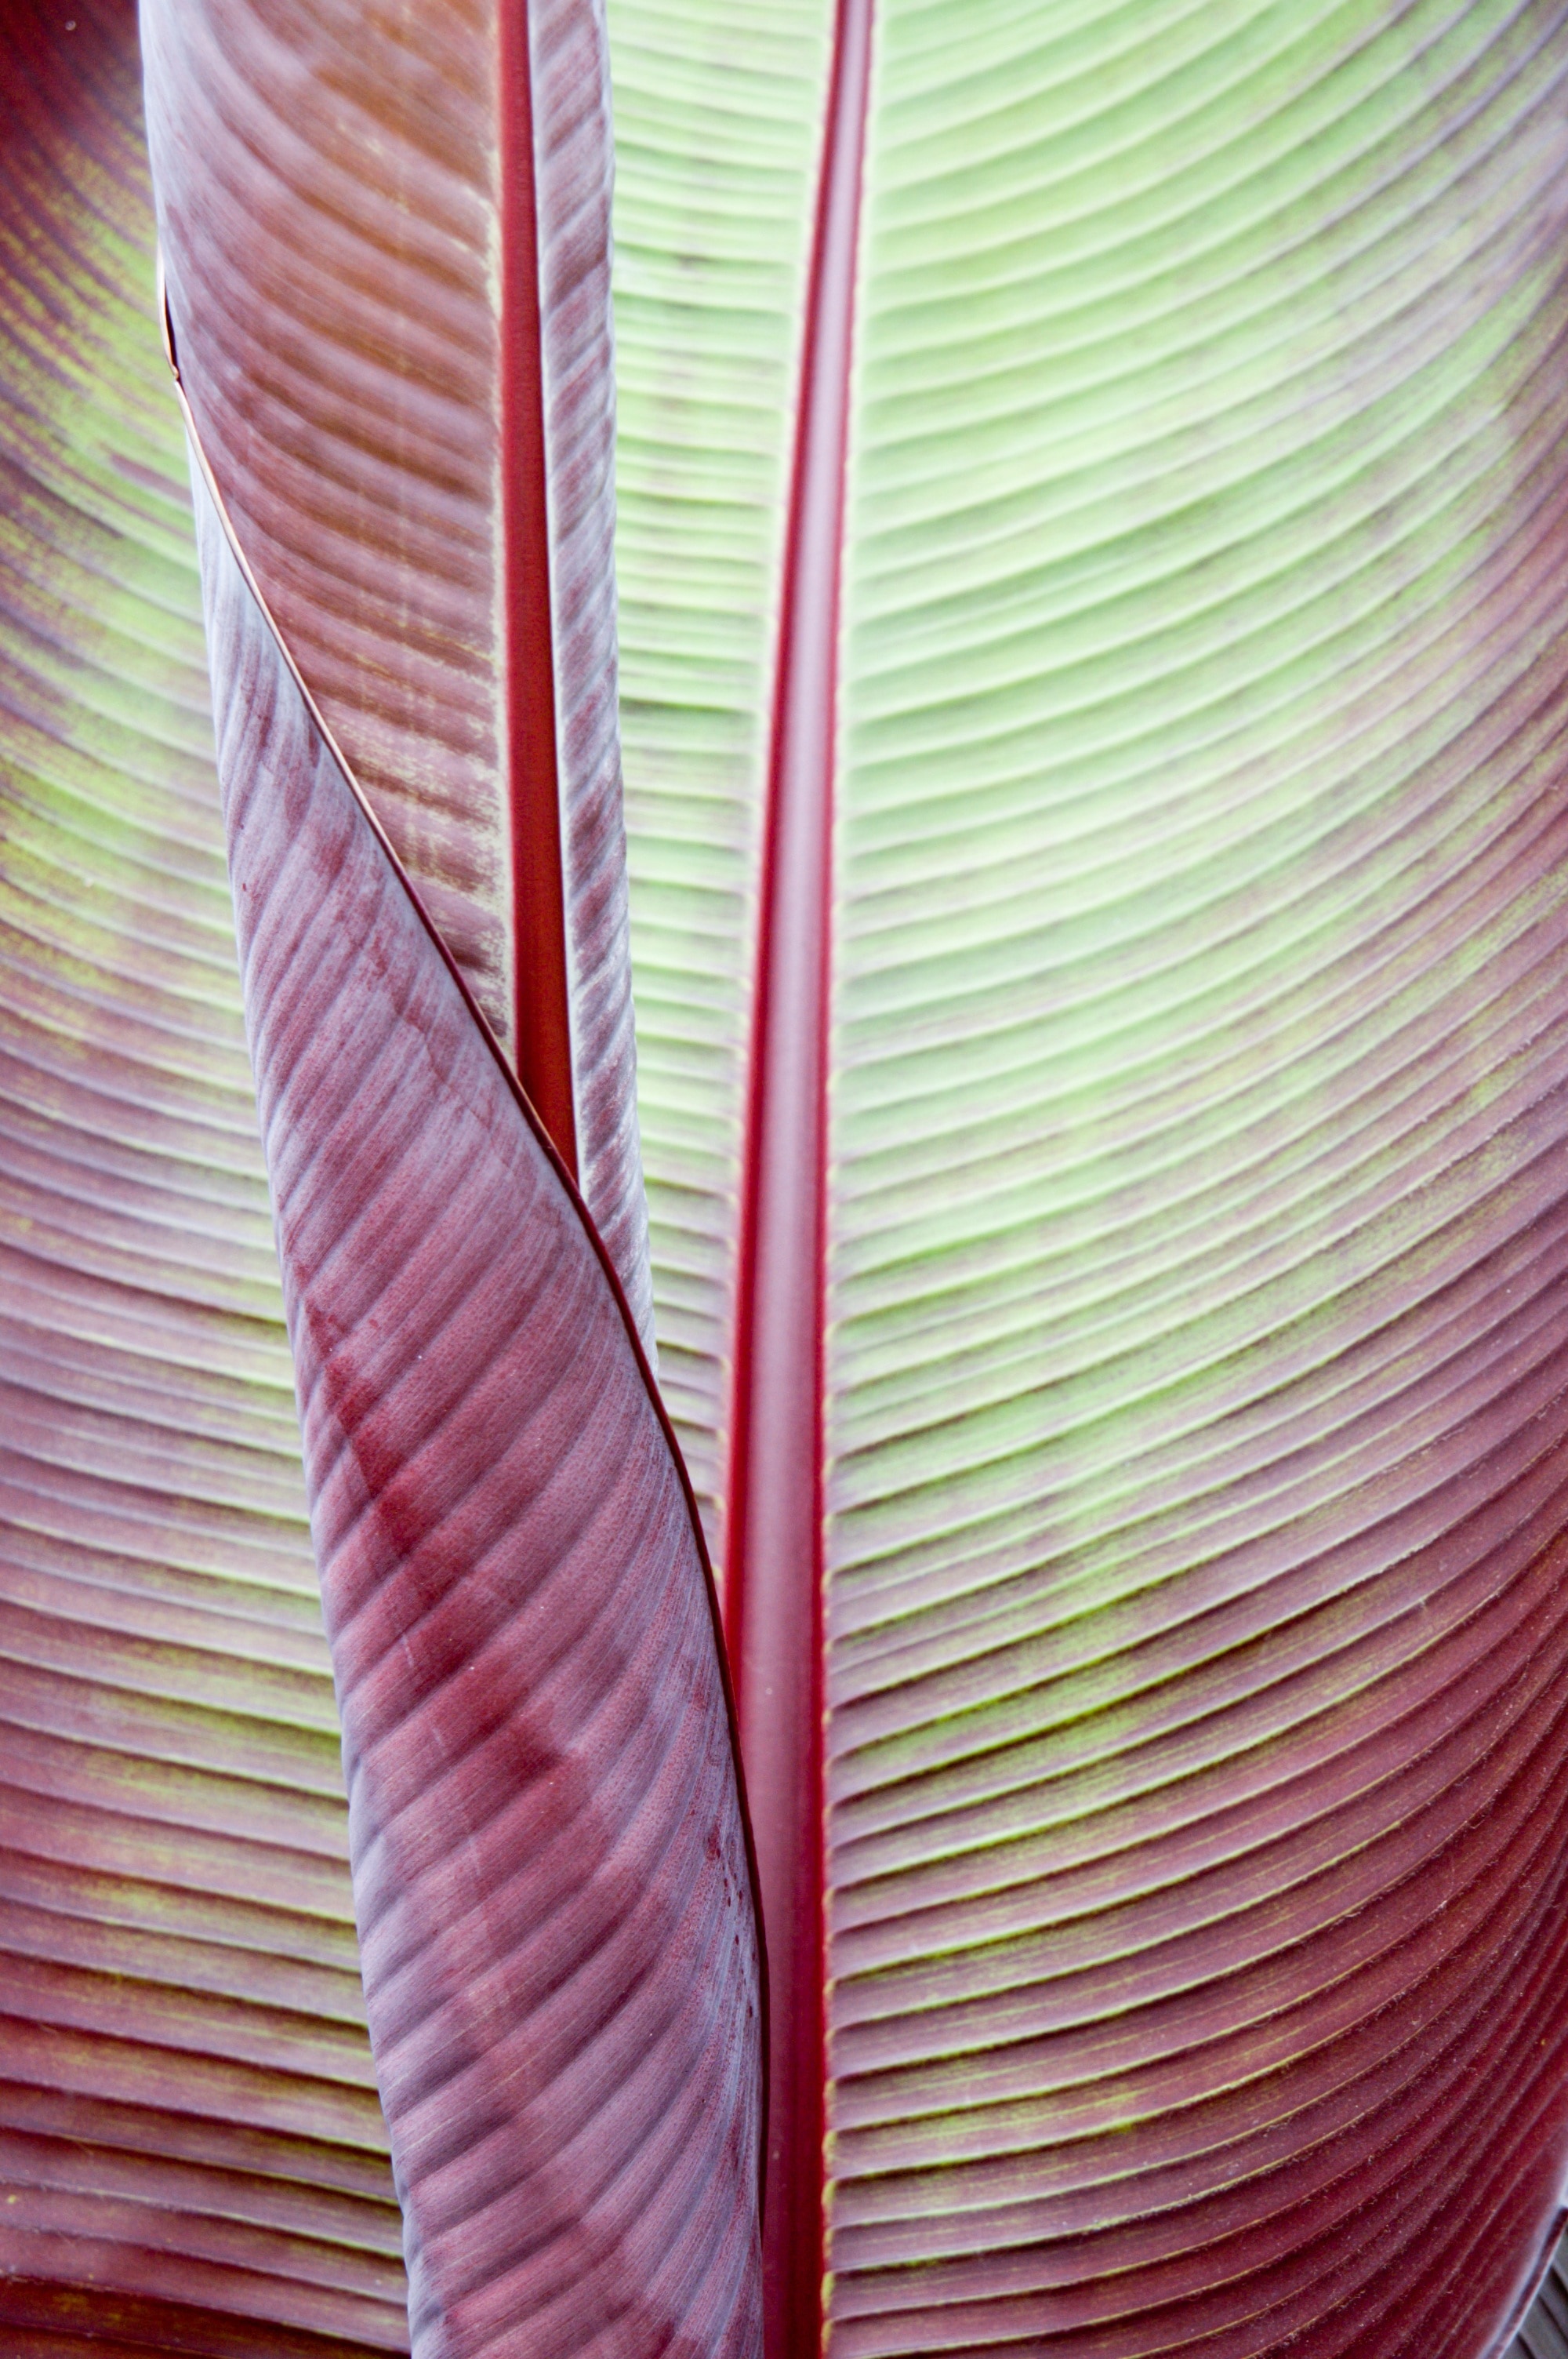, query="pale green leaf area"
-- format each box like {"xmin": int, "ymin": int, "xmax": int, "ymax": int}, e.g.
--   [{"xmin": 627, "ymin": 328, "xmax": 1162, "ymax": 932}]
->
[
  {"xmin": 608, "ymin": 0, "xmax": 837, "ymax": 1559},
  {"xmin": 608, "ymin": 0, "xmax": 1568, "ymax": 2321},
  {"xmin": 833, "ymin": 0, "xmax": 1566, "ymax": 1615},
  {"xmin": 824, "ymin": 0, "xmax": 1568, "ymax": 2277}
]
